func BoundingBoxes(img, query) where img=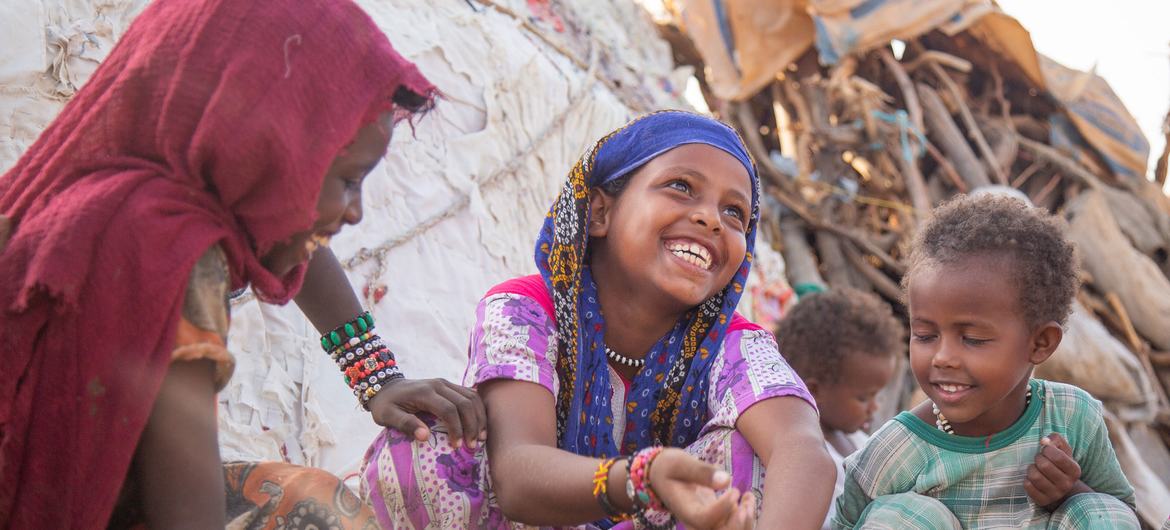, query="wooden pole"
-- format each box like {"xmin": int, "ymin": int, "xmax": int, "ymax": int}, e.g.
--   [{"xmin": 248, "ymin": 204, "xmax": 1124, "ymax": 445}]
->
[{"xmin": 918, "ymin": 83, "xmax": 992, "ymax": 189}]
